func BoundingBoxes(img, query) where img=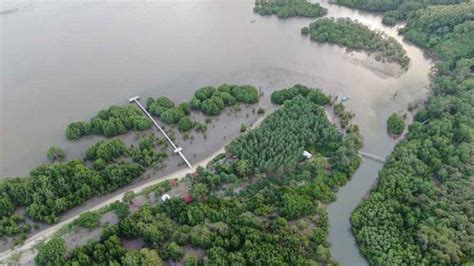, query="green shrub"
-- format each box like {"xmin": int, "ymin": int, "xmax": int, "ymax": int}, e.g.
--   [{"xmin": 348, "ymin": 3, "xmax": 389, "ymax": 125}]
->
[
  {"xmin": 74, "ymin": 211, "xmax": 101, "ymax": 229},
  {"xmin": 178, "ymin": 117, "xmax": 195, "ymax": 132},
  {"xmin": 386, "ymin": 113, "xmax": 405, "ymax": 136},
  {"xmin": 66, "ymin": 121, "xmax": 91, "ymax": 140},
  {"xmin": 301, "ymin": 27, "xmax": 310, "ymax": 35},
  {"xmin": 47, "ymin": 146, "xmax": 65, "ymax": 162},
  {"xmin": 161, "ymin": 107, "xmax": 186, "ymax": 124},
  {"xmin": 35, "ymin": 237, "xmax": 66, "ymax": 266}
]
